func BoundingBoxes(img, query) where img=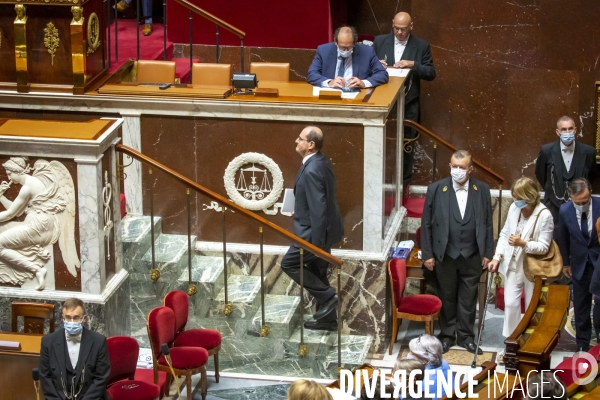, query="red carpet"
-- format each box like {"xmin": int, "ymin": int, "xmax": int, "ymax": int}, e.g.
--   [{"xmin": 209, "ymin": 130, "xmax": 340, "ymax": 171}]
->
[{"xmin": 106, "ymin": 19, "xmax": 198, "ymax": 82}]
